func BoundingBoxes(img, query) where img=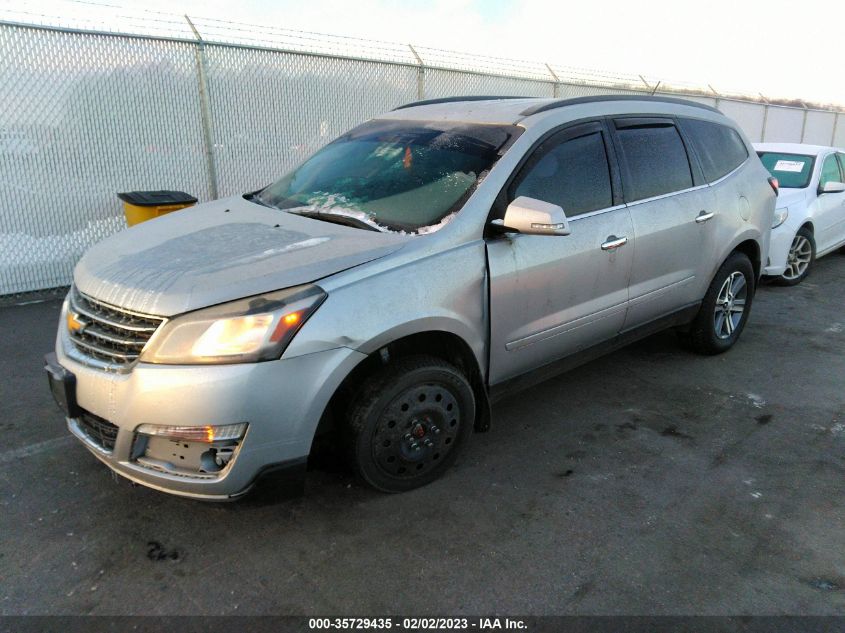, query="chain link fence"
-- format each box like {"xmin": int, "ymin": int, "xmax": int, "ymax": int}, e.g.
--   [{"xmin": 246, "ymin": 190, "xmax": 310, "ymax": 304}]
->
[{"xmin": 2, "ymin": 6, "xmax": 845, "ymax": 296}]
